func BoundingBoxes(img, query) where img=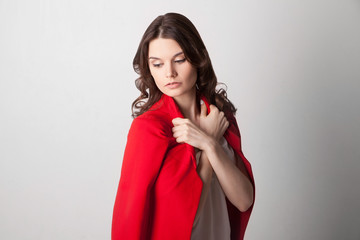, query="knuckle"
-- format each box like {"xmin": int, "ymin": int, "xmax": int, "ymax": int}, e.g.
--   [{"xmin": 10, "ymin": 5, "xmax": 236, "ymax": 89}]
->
[{"xmin": 210, "ymin": 105, "xmax": 218, "ymax": 112}]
